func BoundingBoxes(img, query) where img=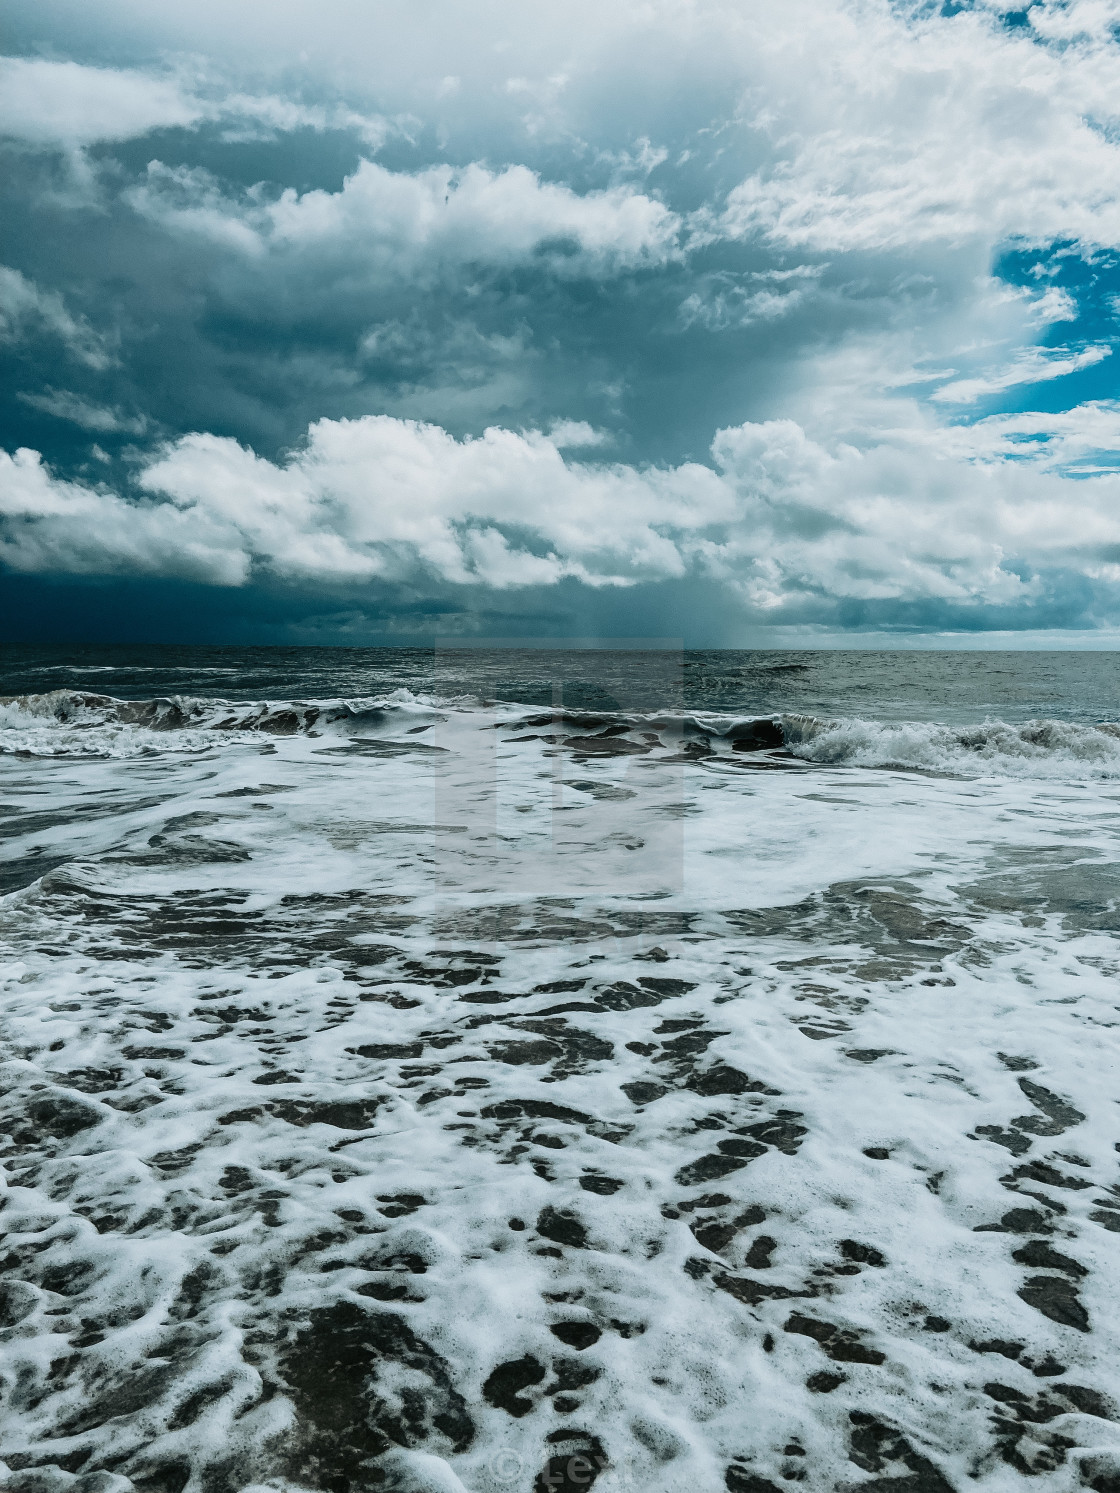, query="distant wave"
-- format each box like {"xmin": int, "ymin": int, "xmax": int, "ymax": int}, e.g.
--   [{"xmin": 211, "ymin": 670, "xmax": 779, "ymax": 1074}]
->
[
  {"xmin": 0, "ymin": 687, "xmax": 434, "ymax": 728},
  {"xmin": 5, "ymin": 688, "xmax": 1120, "ymax": 777},
  {"xmin": 0, "ymin": 691, "xmax": 764, "ymax": 738}
]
